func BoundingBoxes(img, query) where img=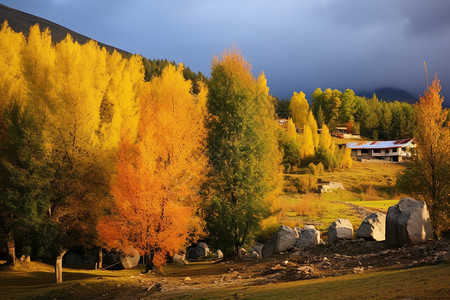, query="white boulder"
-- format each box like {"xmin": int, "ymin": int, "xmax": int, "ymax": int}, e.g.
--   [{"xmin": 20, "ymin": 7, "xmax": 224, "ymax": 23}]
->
[
  {"xmin": 356, "ymin": 213, "xmax": 386, "ymax": 241},
  {"xmin": 328, "ymin": 219, "xmax": 353, "ymax": 243},
  {"xmin": 120, "ymin": 248, "xmax": 140, "ymax": 269},
  {"xmin": 295, "ymin": 225, "xmax": 321, "ymax": 248},
  {"xmin": 386, "ymin": 197, "xmax": 433, "ymax": 246}
]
